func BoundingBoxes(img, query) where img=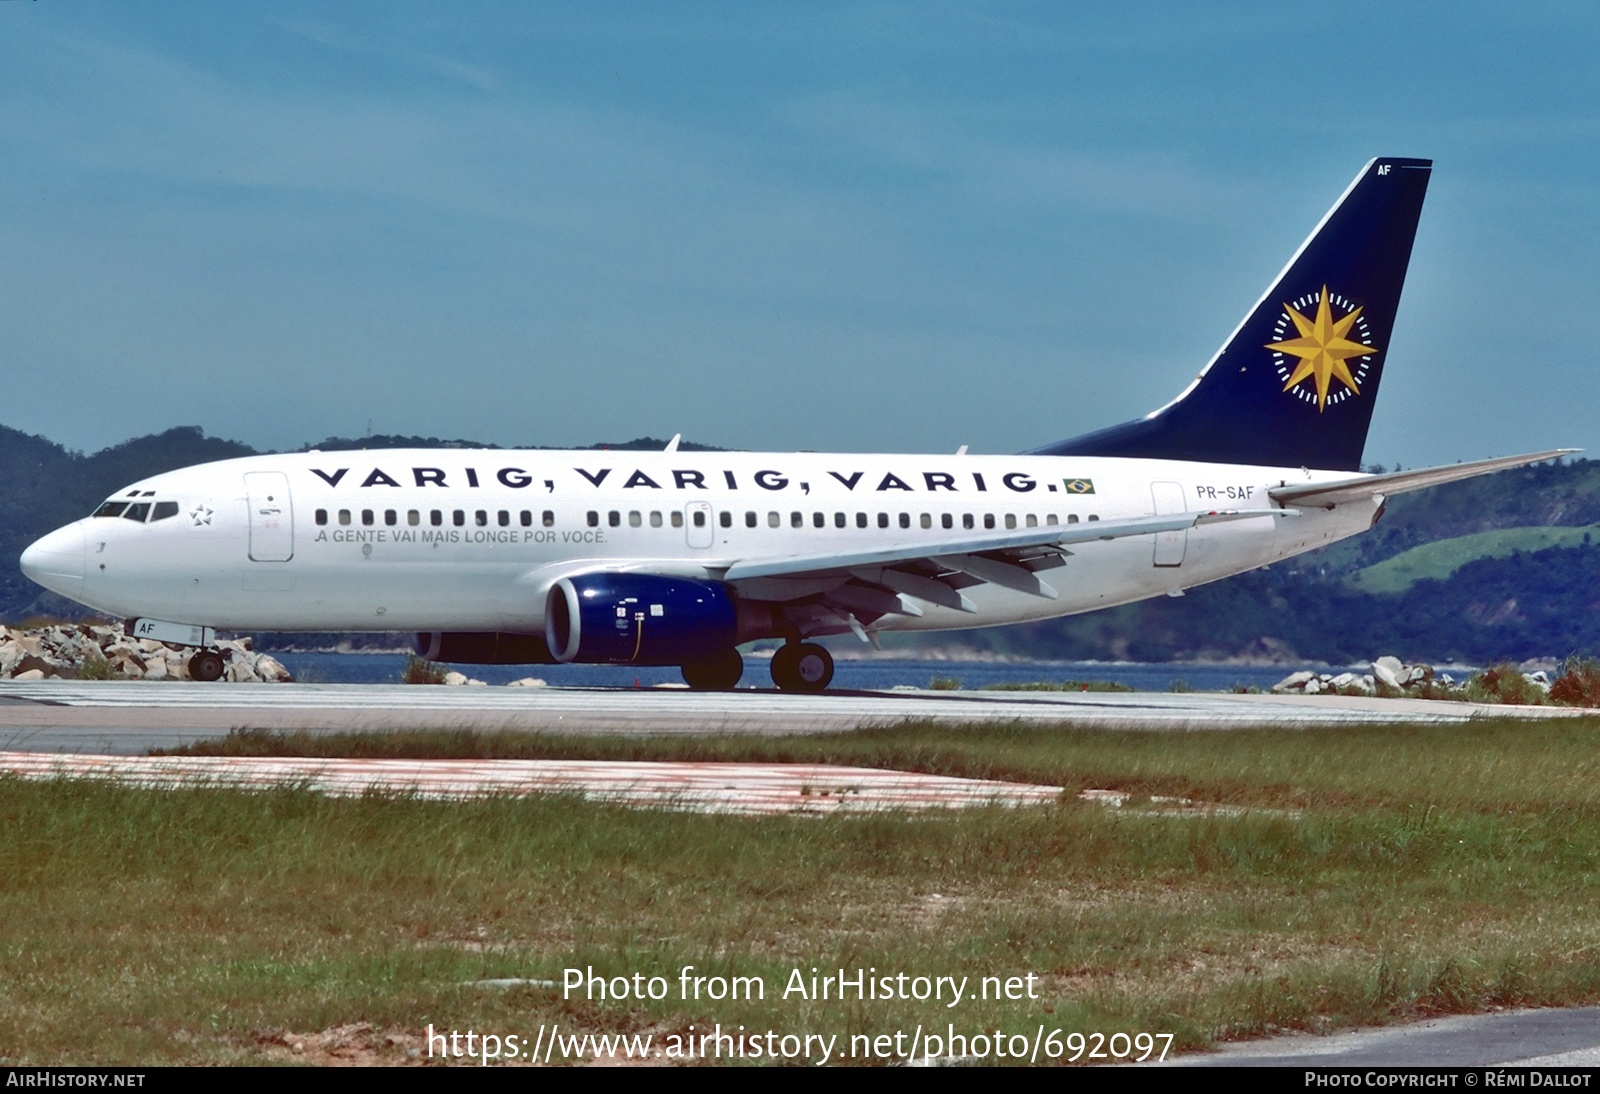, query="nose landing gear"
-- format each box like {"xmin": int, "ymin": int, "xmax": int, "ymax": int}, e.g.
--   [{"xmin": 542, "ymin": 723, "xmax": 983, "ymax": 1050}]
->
[{"xmin": 187, "ymin": 649, "xmax": 228, "ymax": 682}]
